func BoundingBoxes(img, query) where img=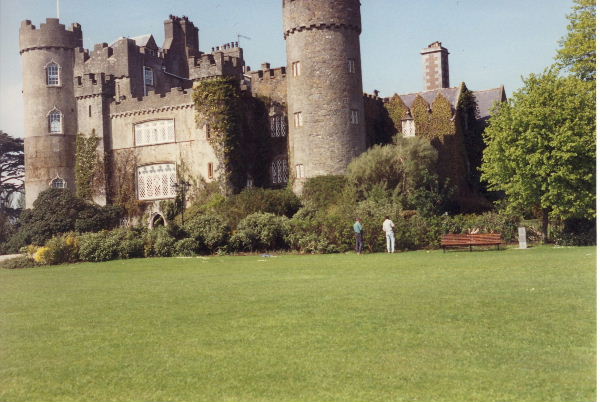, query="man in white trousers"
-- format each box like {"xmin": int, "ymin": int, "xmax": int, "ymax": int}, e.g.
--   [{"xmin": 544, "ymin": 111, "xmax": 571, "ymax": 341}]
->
[{"xmin": 382, "ymin": 216, "xmax": 395, "ymax": 253}]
